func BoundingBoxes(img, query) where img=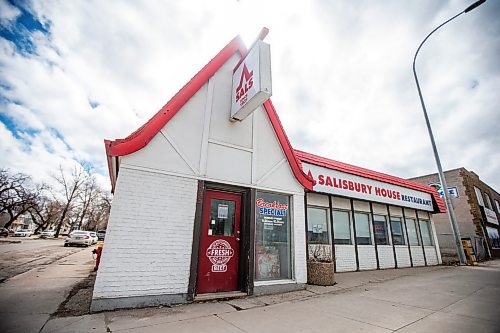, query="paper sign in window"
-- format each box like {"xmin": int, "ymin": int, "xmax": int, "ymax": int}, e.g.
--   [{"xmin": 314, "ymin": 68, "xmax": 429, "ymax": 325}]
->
[{"xmin": 218, "ymin": 204, "xmax": 229, "ymax": 219}]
